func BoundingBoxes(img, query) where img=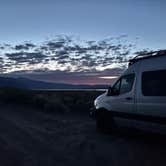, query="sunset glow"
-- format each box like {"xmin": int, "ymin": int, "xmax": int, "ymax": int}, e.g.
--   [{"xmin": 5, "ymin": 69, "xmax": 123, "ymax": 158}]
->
[{"xmin": 99, "ymin": 76, "xmax": 118, "ymax": 80}]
